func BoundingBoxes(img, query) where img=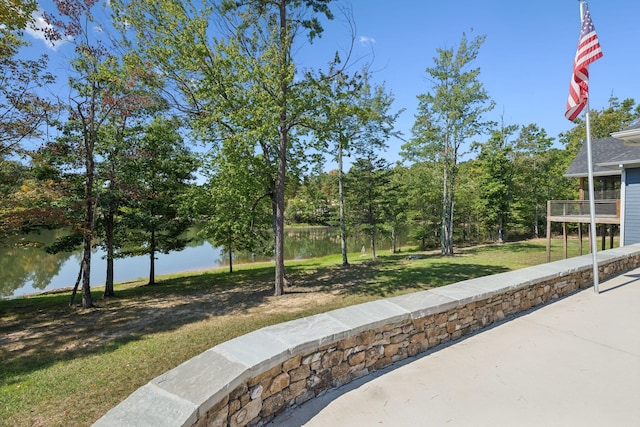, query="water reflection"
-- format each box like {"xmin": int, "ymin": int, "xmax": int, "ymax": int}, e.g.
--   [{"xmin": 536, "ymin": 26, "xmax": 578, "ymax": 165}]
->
[{"xmin": 1, "ymin": 226, "xmax": 406, "ymax": 298}]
